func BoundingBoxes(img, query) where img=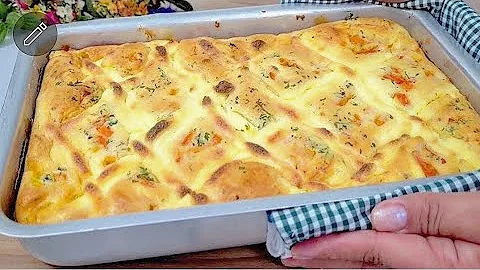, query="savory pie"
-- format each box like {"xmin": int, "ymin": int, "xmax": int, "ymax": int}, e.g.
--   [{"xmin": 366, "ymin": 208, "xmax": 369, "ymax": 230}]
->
[{"xmin": 15, "ymin": 17, "xmax": 480, "ymax": 224}]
